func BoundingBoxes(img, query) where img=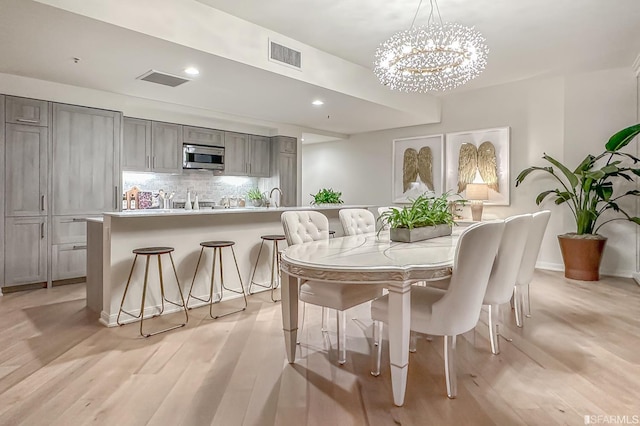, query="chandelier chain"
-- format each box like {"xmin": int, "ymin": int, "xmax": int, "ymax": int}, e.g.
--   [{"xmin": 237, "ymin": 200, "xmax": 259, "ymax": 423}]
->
[{"xmin": 410, "ymin": 0, "xmax": 424, "ymax": 28}]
